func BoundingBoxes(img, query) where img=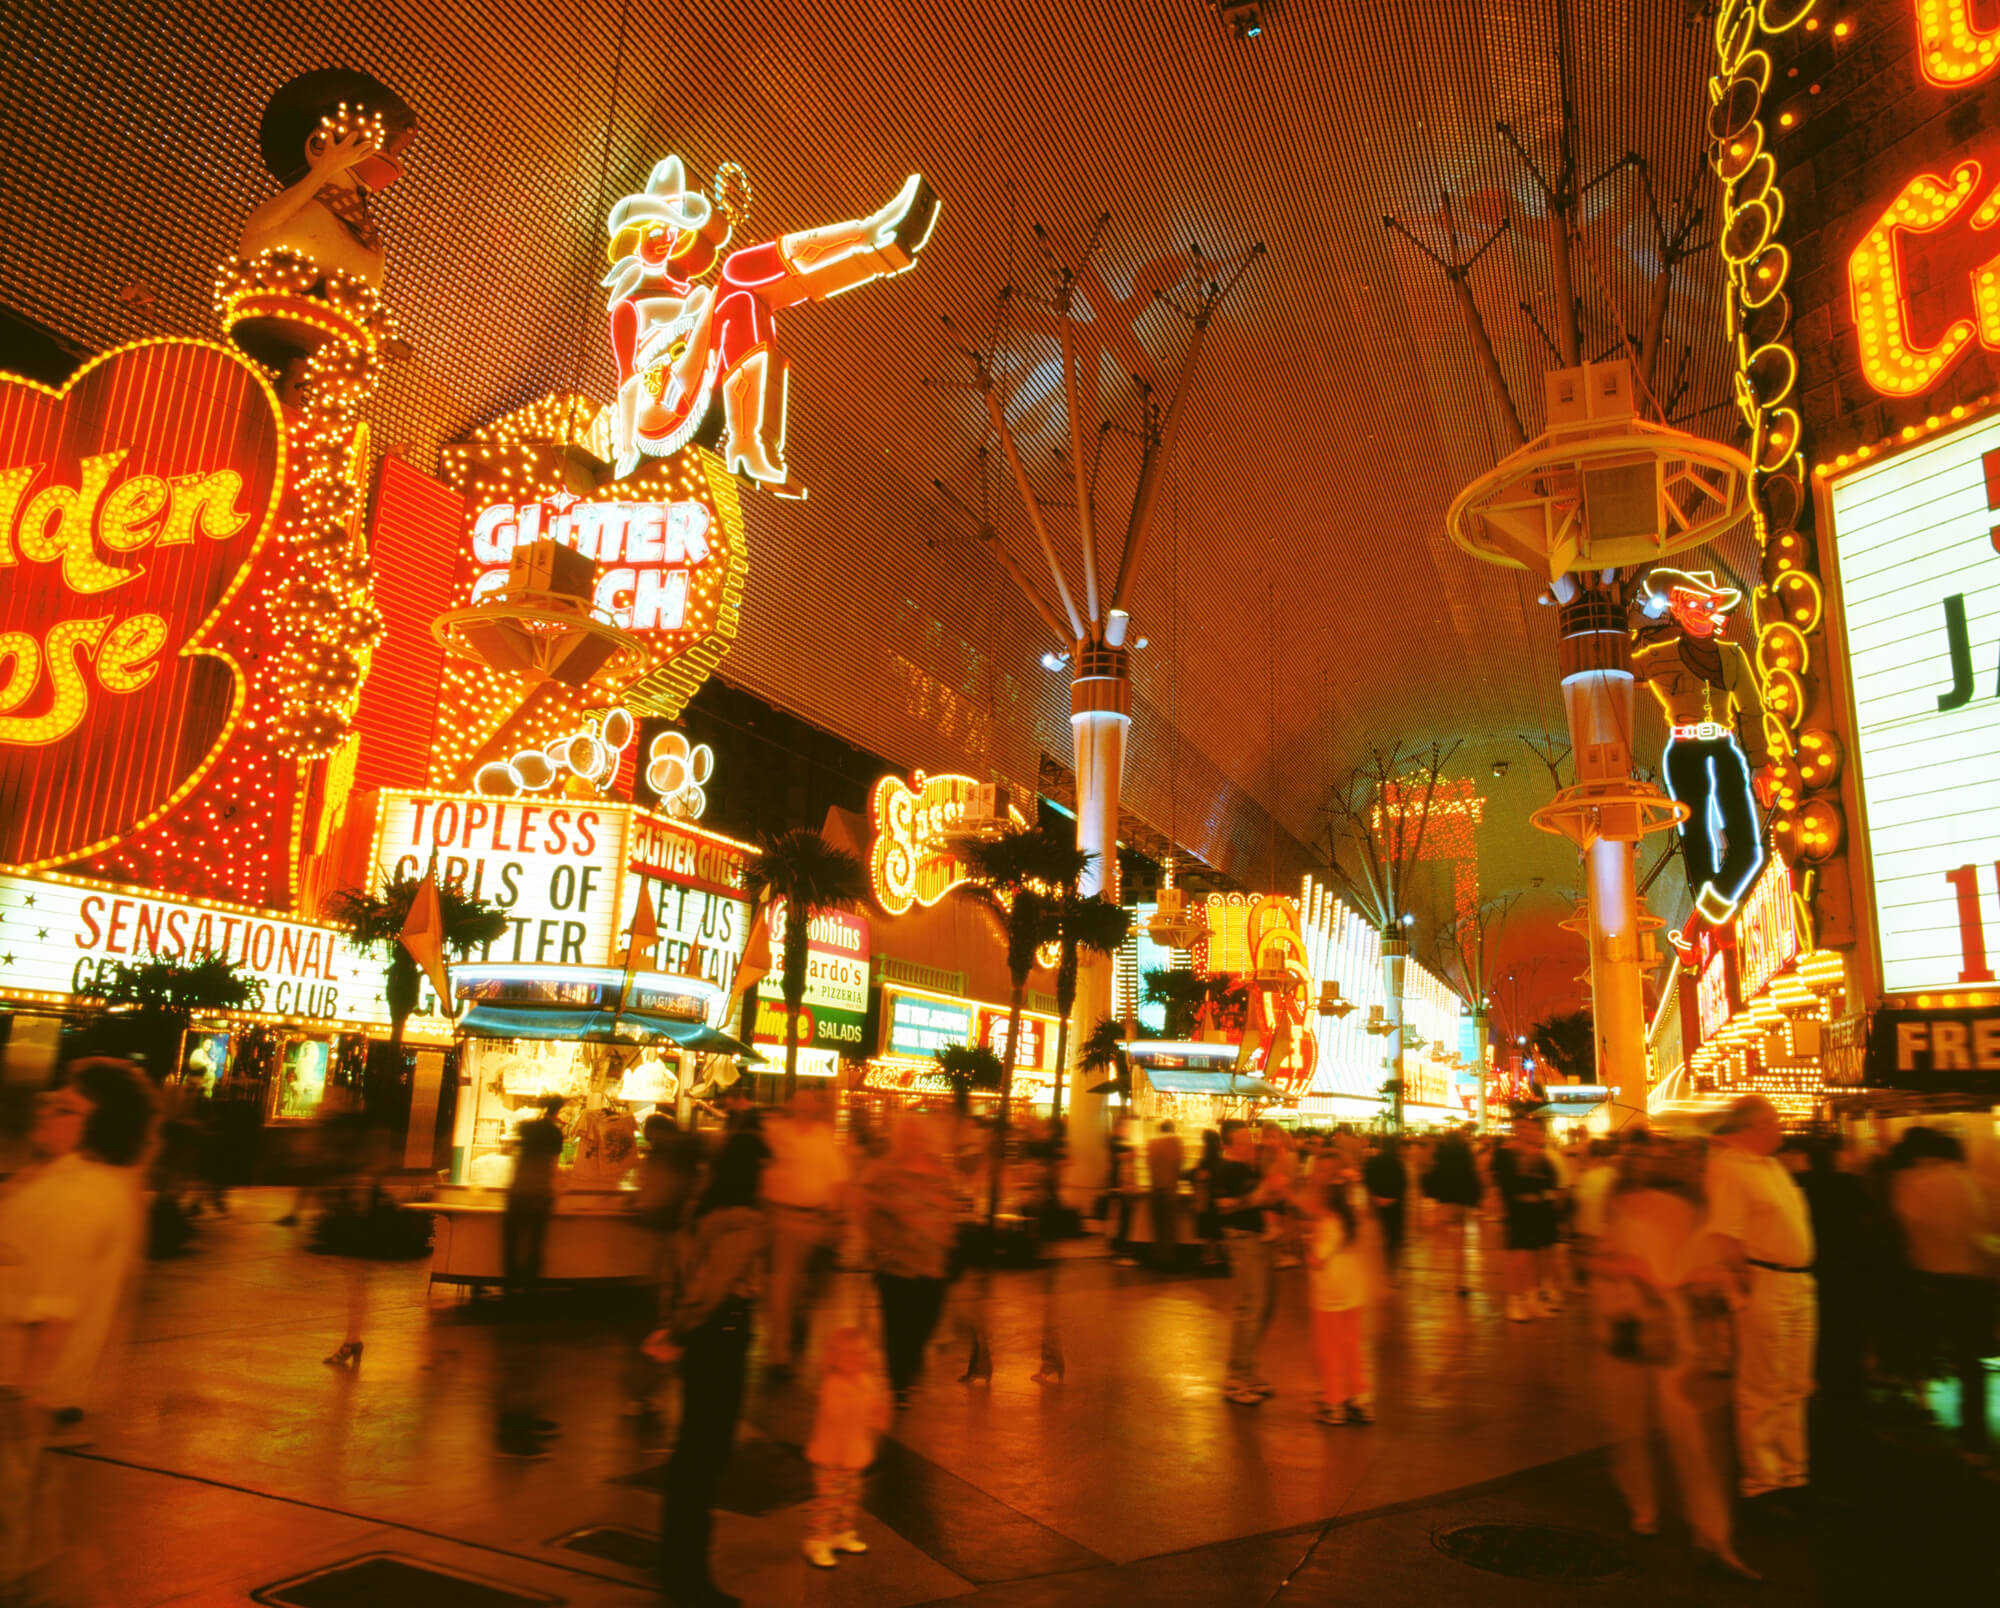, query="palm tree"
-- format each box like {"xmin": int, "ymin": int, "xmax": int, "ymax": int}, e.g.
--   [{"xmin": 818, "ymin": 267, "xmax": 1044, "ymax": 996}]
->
[
  {"xmin": 742, "ymin": 828, "xmax": 870, "ymax": 1099},
  {"xmin": 1143, "ymin": 968, "xmax": 1236, "ymax": 1039},
  {"xmin": 934, "ymin": 1042, "xmax": 1004, "ymax": 1117},
  {"xmin": 1076, "ymin": 1016, "xmax": 1132, "ymax": 1104},
  {"xmin": 97, "ymin": 954, "xmax": 266, "ymax": 1081},
  {"xmin": 957, "ymin": 824, "xmax": 1080, "ymax": 1222},
  {"xmin": 1047, "ymin": 892, "xmax": 1132, "ymax": 1120},
  {"xmin": 326, "ymin": 875, "xmax": 509, "ymax": 1112}
]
